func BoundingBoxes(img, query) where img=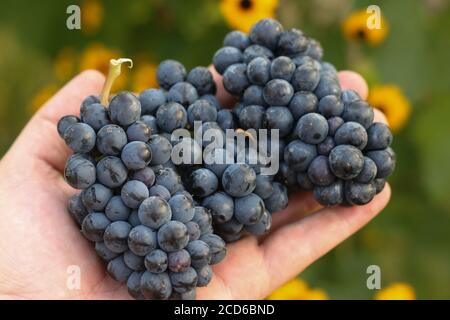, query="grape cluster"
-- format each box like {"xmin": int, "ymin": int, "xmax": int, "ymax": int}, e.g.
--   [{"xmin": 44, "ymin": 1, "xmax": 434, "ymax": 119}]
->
[
  {"xmin": 150, "ymin": 62, "xmax": 276, "ymax": 242},
  {"xmin": 212, "ymin": 18, "xmax": 395, "ymax": 210},
  {"xmin": 58, "ymin": 63, "xmax": 227, "ymax": 300},
  {"xmin": 58, "ymin": 17, "xmax": 397, "ymax": 299}
]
